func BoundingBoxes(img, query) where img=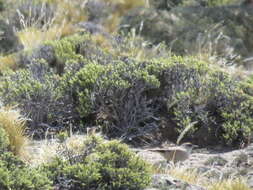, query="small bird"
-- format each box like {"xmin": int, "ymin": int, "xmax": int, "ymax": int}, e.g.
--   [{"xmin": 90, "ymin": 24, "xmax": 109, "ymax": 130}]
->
[{"xmin": 146, "ymin": 142, "xmax": 198, "ymax": 163}]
